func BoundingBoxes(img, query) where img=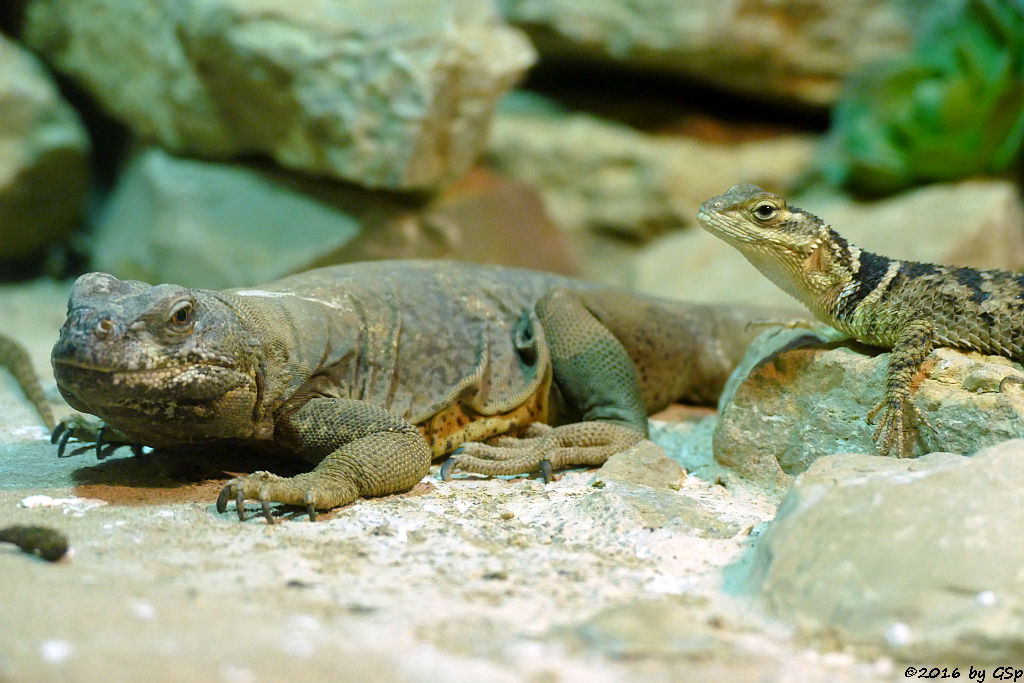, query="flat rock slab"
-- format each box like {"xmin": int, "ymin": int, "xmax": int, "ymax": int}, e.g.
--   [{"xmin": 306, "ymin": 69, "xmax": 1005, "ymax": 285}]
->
[{"xmin": 734, "ymin": 442, "xmax": 1024, "ymax": 662}]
